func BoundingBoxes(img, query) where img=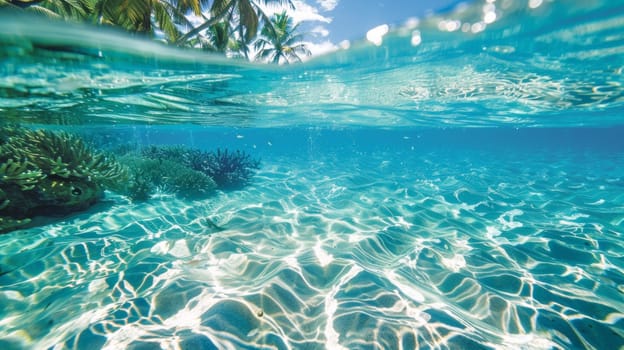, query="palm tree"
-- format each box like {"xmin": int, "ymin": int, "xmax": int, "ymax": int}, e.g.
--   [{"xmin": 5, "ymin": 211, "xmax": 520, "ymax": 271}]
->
[
  {"xmin": 254, "ymin": 11, "xmax": 309, "ymax": 64},
  {"xmin": 1, "ymin": 0, "xmax": 89, "ymax": 19},
  {"xmin": 2, "ymin": 0, "xmax": 308, "ymax": 61},
  {"xmin": 190, "ymin": 20, "xmax": 231, "ymax": 52},
  {"xmin": 228, "ymin": 32, "xmax": 252, "ymax": 59},
  {"xmin": 187, "ymin": 21, "xmax": 252, "ymax": 59},
  {"xmin": 1, "ymin": 0, "xmax": 207, "ymax": 43},
  {"xmin": 175, "ymin": 0, "xmax": 293, "ymax": 46},
  {"xmin": 86, "ymin": 0, "xmax": 207, "ymax": 42}
]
